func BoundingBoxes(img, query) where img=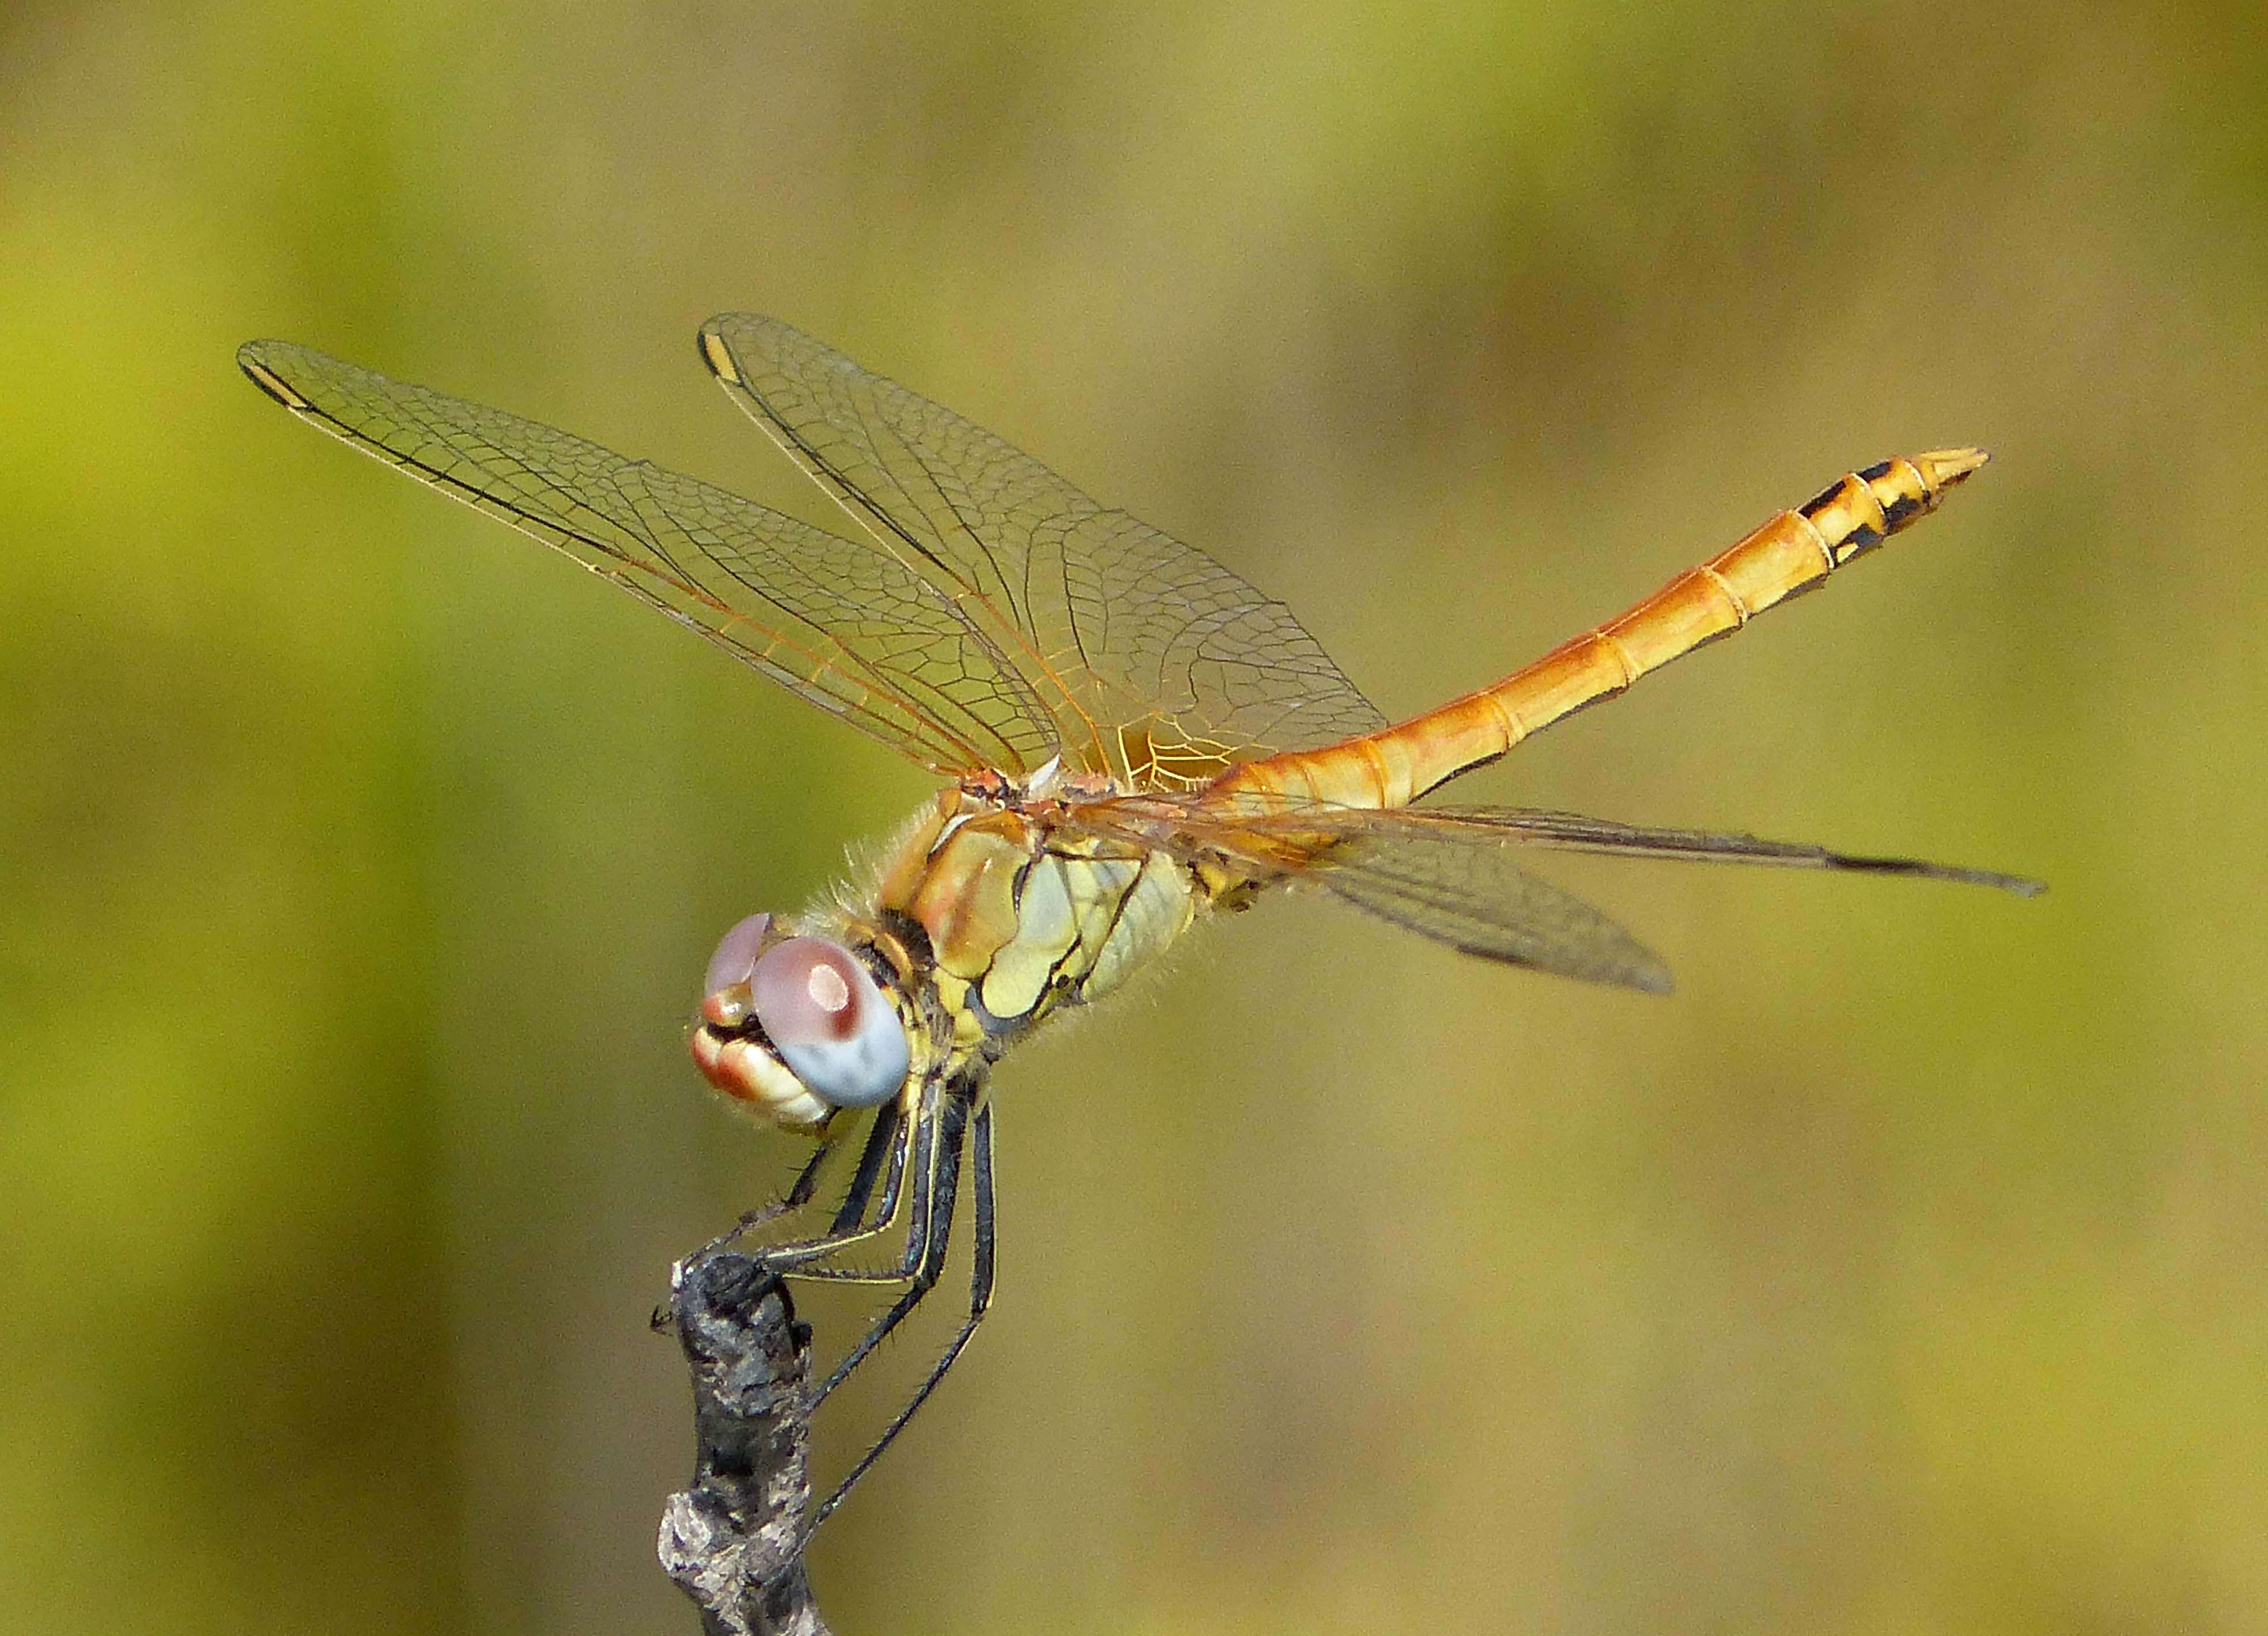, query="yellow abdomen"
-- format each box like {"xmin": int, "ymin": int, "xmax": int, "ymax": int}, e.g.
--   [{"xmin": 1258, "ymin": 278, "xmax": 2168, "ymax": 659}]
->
[{"xmin": 1208, "ymin": 449, "xmax": 1987, "ymax": 813}]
